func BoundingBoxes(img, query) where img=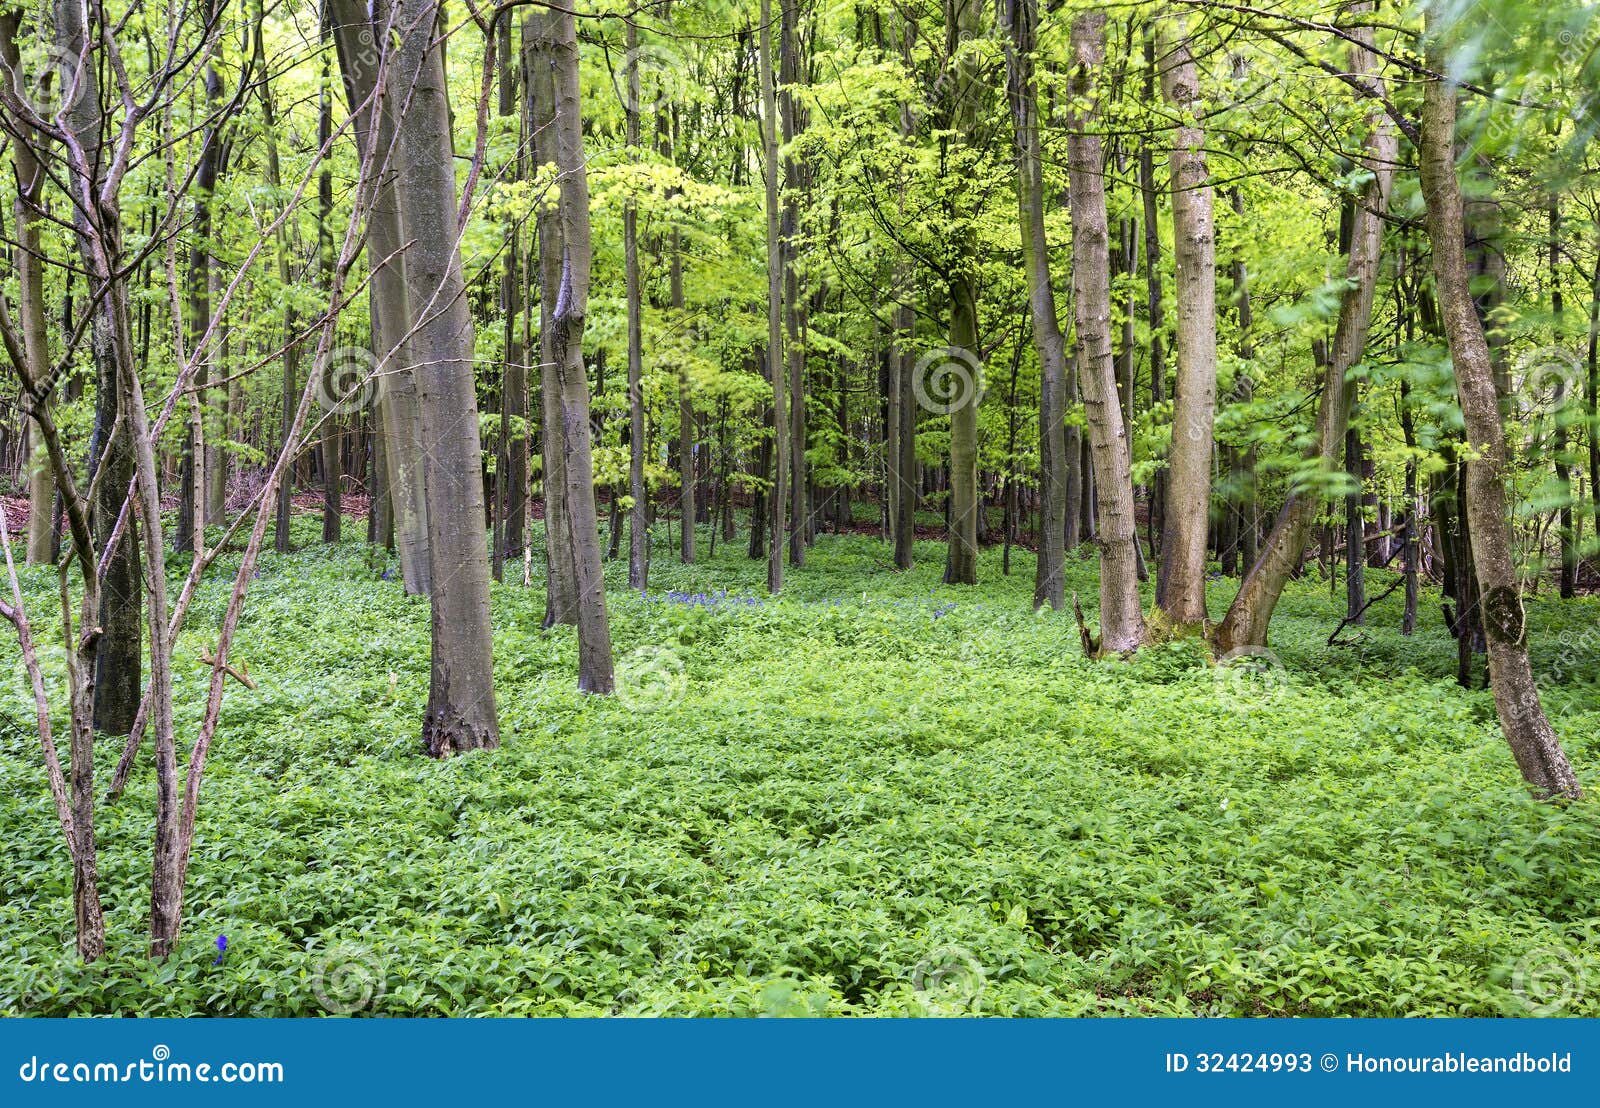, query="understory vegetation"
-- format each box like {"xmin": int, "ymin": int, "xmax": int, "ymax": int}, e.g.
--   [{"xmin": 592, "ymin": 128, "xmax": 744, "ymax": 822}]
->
[{"xmin": 3, "ymin": 519, "xmax": 1596, "ymax": 1017}]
